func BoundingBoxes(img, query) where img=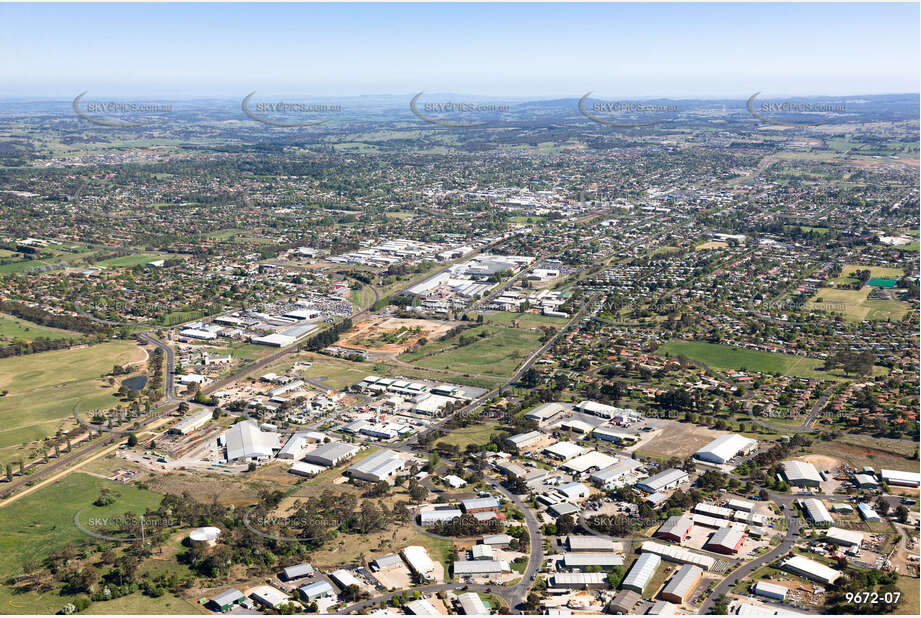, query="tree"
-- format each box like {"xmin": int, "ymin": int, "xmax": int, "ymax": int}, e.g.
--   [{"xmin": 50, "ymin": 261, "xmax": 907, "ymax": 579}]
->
[{"xmin": 127, "ymin": 433, "xmax": 138, "ymax": 447}]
